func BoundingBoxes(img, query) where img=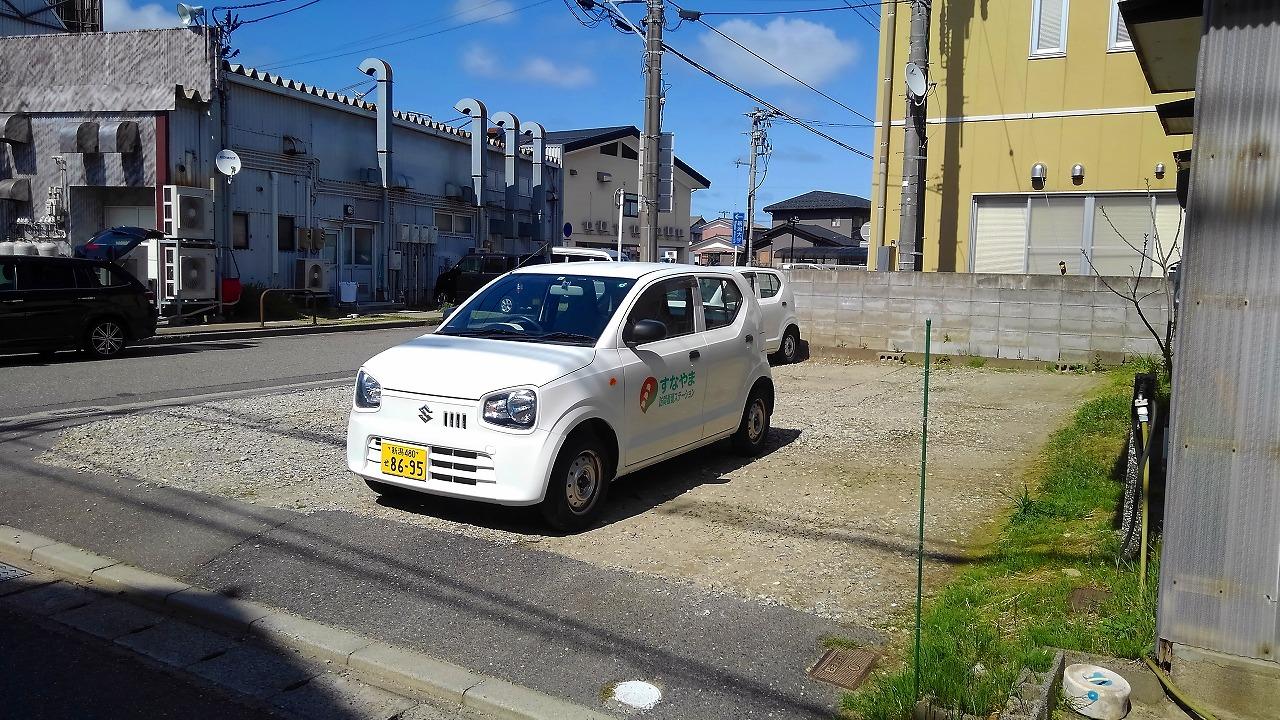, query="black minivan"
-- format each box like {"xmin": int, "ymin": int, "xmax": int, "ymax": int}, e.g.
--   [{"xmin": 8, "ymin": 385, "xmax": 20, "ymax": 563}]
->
[
  {"xmin": 1, "ymin": 247, "xmax": 156, "ymax": 359},
  {"xmin": 433, "ymin": 252, "xmax": 547, "ymax": 306}
]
